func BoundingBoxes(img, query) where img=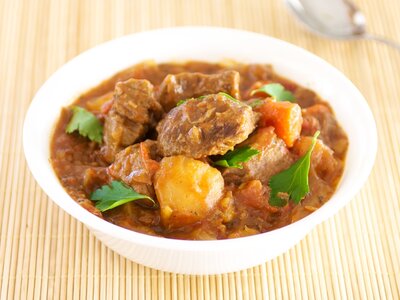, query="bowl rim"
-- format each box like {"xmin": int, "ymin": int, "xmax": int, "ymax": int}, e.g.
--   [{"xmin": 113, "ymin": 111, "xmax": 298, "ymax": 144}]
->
[{"xmin": 23, "ymin": 26, "xmax": 377, "ymax": 252}]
